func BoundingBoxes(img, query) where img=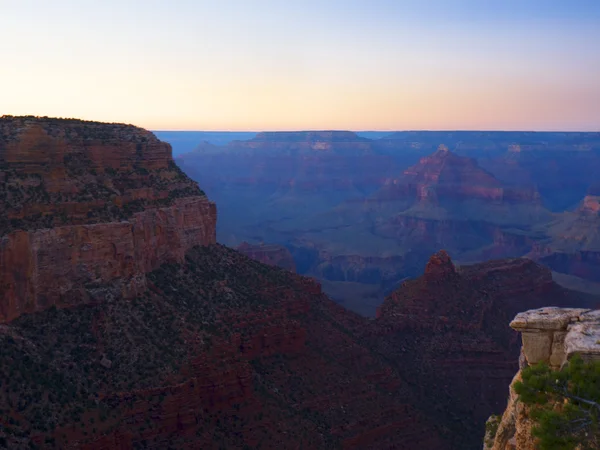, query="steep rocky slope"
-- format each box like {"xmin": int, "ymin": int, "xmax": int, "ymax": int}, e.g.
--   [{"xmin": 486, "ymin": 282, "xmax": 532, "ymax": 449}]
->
[
  {"xmin": 0, "ymin": 244, "xmax": 449, "ymax": 450},
  {"xmin": 1, "ymin": 243, "xmax": 591, "ymax": 449},
  {"xmin": 371, "ymin": 251, "xmax": 595, "ymax": 449},
  {"xmin": 0, "ymin": 116, "xmax": 216, "ymax": 322}
]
